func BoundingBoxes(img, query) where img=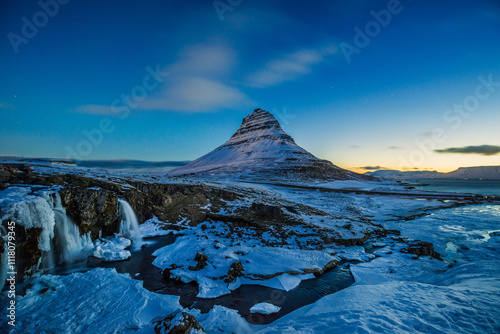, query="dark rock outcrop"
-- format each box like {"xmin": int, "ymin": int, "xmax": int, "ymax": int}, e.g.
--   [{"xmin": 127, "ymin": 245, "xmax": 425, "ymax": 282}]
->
[
  {"xmin": 59, "ymin": 187, "xmax": 119, "ymax": 239},
  {"xmin": 10, "ymin": 223, "xmax": 43, "ymax": 278},
  {"xmin": 302, "ymin": 259, "xmax": 339, "ymax": 277},
  {"xmin": 188, "ymin": 252, "xmax": 208, "ymax": 271},
  {"xmin": 401, "ymin": 240, "xmax": 442, "ymax": 260},
  {"xmin": 251, "ymin": 202, "xmax": 283, "ymax": 219},
  {"xmin": 224, "ymin": 260, "xmax": 244, "ymax": 283},
  {"xmin": 0, "ymin": 165, "xmax": 18, "ymax": 189},
  {"xmin": 162, "ymin": 264, "xmax": 181, "ymax": 282},
  {"xmin": 154, "ymin": 311, "xmax": 205, "ymax": 334}
]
